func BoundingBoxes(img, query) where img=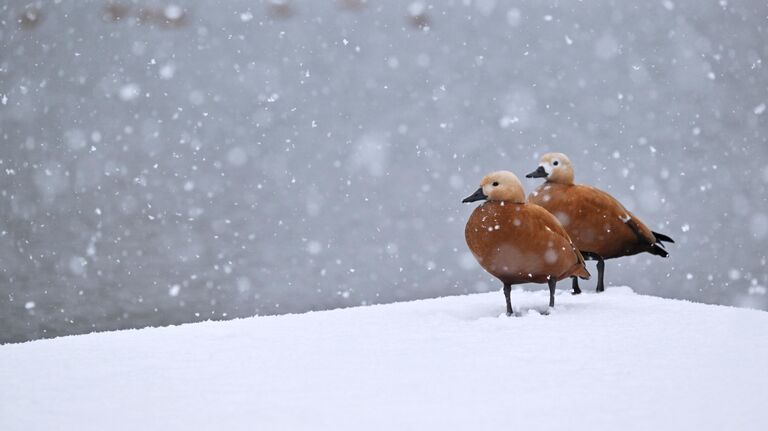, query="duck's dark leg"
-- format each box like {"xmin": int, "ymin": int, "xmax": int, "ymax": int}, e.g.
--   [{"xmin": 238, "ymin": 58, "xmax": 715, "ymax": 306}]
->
[
  {"xmin": 596, "ymin": 256, "xmax": 605, "ymax": 293},
  {"xmin": 581, "ymin": 251, "xmax": 606, "ymax": 293},
  {"xmin": 503, "ymin": 283, "xmax": 513, "ymax": 316},
  {"xmin": 548, "ymin": 277, "xmax": 556, "ymax": 307},
  {"xmin": 571, "ymin": 276, "xmax": 582, "ymax": 295}
]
